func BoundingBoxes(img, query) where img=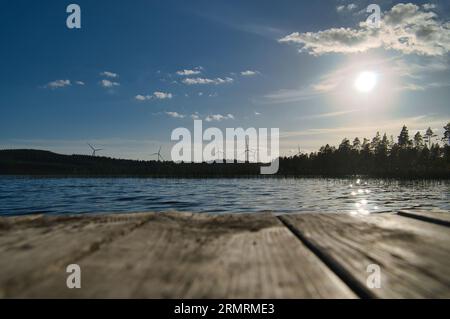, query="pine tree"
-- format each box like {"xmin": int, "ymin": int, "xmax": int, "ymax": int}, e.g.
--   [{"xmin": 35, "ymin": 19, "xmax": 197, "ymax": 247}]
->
[
  {"xmin": 339, "ymin": 138, "xmax": 351, "ymax": 152},
  {"xmin": 398, "ymin": 125, "xmax": 412, "ymax": 148},
  {"xmin": 414, "ymin": 131, "xmax": 424, "ymax": 149},
  {"xmin": 430, "ymin": 143, "xmax": 441, "ymax": 160},
  {"xmin": 371, "ymin": 132, "xmax": 381, "ymax": 150},
  {"xmin": 443, "ymin": 122, "xmax": 450, "ymax": 145},
  {"xmin": 425, "ymin": 127, "xmax": 436, "ymax": 148},
  {"xmin": 377, "ymin": 133, "xmax": 389, "ymax": 156},
  {"xmin": 362, "ymin": 138, "xmax": 371, "ymax": 152},
  {"xmin": 352, "ymin": 137, "xmax": 361, "ymax": 151}
]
